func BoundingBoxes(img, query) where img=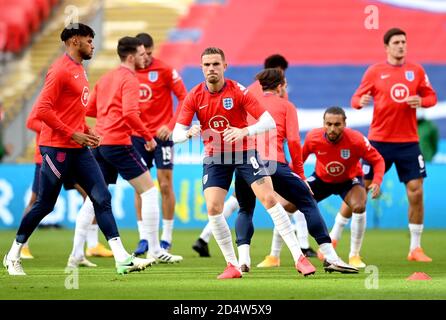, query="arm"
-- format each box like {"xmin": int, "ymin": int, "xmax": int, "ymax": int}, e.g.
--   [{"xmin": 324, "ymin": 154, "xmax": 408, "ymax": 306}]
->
[
  {"xmin": 285, "ymin": 103, "xmax": 305, "ymax": 179},
  {"xmin": 85, "ymin": 85, "xmax": 97, "ymax": 118},
  {"xmin": 360, "ymin": 136, "xmax": 385, "ymax": 186},
  {"xmin": 167, "ymin": 71, "xmax": 188, "ymax": 131},
  {"xmin": 172, "ymin": 92, "xmax": 197, "ymax": 144},
  {"xmin": 121, "ymin": 77, "xmax": 153, "ymax": 142},
  {"xmin": 418, "ymin": 67, "xmax": 437, "ymax": 108},
  {"xmin": 26, "ymin": 104, "xmax": 42, "ymax": 133},
  {"xmin": 36, "ymin": 68, "xmax": 75, "ymax": 137},
  {"xmin": 351, "ymin": 67, "xmax": 375, "ymax": 109}
]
